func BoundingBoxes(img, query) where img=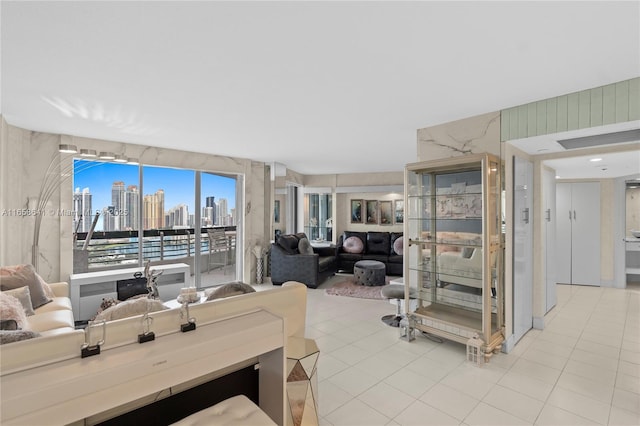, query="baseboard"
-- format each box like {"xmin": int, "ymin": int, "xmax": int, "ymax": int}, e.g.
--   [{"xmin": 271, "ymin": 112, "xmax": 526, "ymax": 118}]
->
[
  {"xmin": 533, "ymin": 316, "xmax": 545, "ymax": 330},
  {"xmin": 502, "ymin": 334, "xmax": 516, "ymax": 354}
]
